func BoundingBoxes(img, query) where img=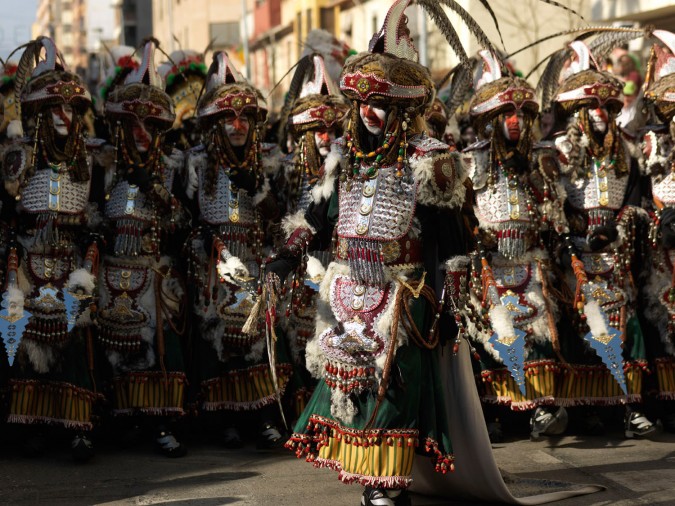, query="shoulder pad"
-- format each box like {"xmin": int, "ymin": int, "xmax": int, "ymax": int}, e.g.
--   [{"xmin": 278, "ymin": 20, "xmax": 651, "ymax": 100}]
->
[
  {"xmin": 85, "ymin": 137, "xmax": 108, "ymax": 150},
  {"xmin": 462, "ymin": 139, "xmax": 490, "ymax": 152},
  {"xmin": 408, "ymin": 134, "xmax": 450, "ymax": 155},
  {"xmin": 2, "ymin": 143, "xmax": 30, "ymax": 181}
]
